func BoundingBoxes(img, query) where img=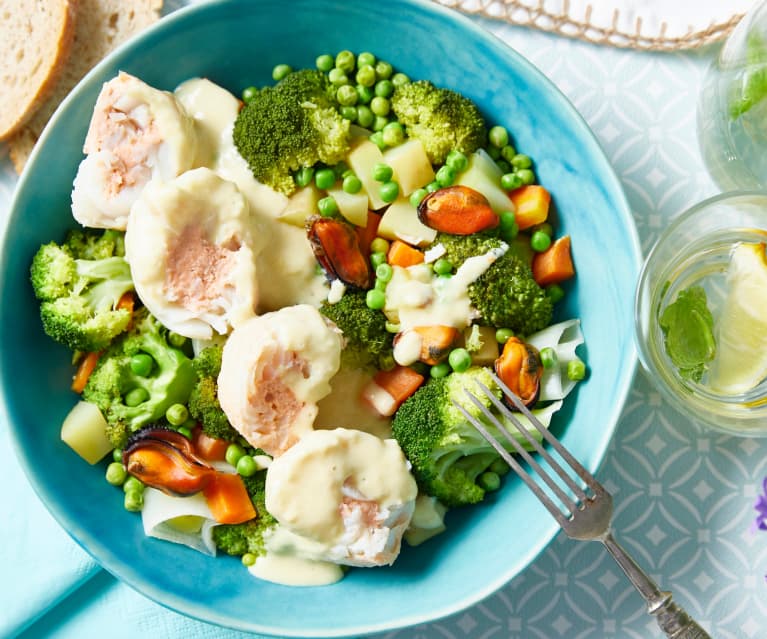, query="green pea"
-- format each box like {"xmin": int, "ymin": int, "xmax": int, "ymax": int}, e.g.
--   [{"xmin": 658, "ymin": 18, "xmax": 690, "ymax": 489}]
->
[
  {"xmin": 318, "ymin": 196, "xmax": 339, "ymax": 218},
  {"xmin": 181, "ymin": 417, "xmax": 197, "ymax": 432},
  {"xmin": 105, "ymin": 462, "xmax": 127, "ymax": 486},
  {"xmin": 124, "ymin": 387, "xmax": 149, "ymax": 407},
  {"xmin": 478, "ymin": 471, "xmax": 501, "ymax": 492},
  {"xmin": 356, "ymin": 105, "xmax": 374, "ymax": 128},
  {"xmin": 124, "ymin": 489, "xmax": 144, "ymax": 512},
  {"xmin": 369, "ymin": 131, "xmax": 387, "ymax": 150},
  {"xmin": 547, "ymin": 284, "xmax": 565, "ymax": 303},
  {"xmin": 272, "ymin": 64, "xmax": 292, "ymax": 81},
  {"xmin": 241, "ymin": 86, "xmax": 258, "ymax": 103},
  {"xmin": 501, "ymin": 220, "xmax": 519, "ymax": 242},
  {"xmin": 486, "ymin": 145, "xmax": 501, "ymax": 160},
  {"xmin": 370, "ymin": 96, "xmax": 390, "ymax": 117},
  {"xmin": 385, "ymin": 321, "xmax": 401, "ymax": 333},
  {"xmin": 501, "ymin": 172, "xmax": 523, "ymax": 191},
  {"xmin": 540, "ymin": 347, "xmax": 558, "ymax": 369},
  {"xmin": 379, "ymin": 352, "xmax": 396, "ymax": 371},
  {"xmin": 242, "ymin": 553, "xmax": 257, "ymax": 567},
  {"xmin": 112, "ymin": 448, "xmax": 123, "ymax": 463},
  {"xmin": 430, "ymin": 362, "xmax": 451, "ymax": 379},
  {"xmin": 177, "ymin": 426, "xmax": 192, "ymax": 440},
  {"xmin": 433, "ymin": 258, "xmax": 453, "ymax": 275},
  {"xmin": 499, "ymin": 210, "xmax": 516, "ymax": 231},
  {"xmin": 489, "ymin": 125, "xmax": 509, "ymax": 149},
  {"xmin": 357, "ymin": 51, "xmax": 376, "ymax": 68},
  {"xmin": 425, "ymin": 180, "xmax": 440, "ymax": 193},
  {"xmin": 501, "ymin": 144, "xmax": 517, "ymax": 162},
  {"xmin": 372, "ymin": 163, "xmax": 394, "ymax": 182},
  {"xmin": 370, "ymin": 251, "xmax": 387, "ymax": 268},
  {"xmin": 375, "ymin": 60, "xmax": 393, "ymax": 80},
  {"xmin": 314, "ymin": 168, "xmax": 336, "ymax": 190},
  {"xmin": 340, "ymin": 105, "xmax": 357, "ymax": 121},
  {"xmin": 168, "ymin": 331, "xmax": 186, "ymax": 348},
  {"xmin": 489, "ymin": 457, "xmax": 510, "ymax": 476},
  {"xmin": 380, "ymin": 181, "xmax": 399, "ymax": 203},
  {"xmin": 376, "ymin": 263, "xmax": 393, "ymax": 283},
  {"xmin": 567, "ymin": 359, "xmax": 587, "ymax": 381},
  {"xmin": 409, "ymin": 188, "xmax": 428, "ymax": 208},
  {"xmin": 511, "ymin": 154, "xmax": 532, "ymax": 170},
  {"xmin": 448, "ymin": 348, "xmax": 472, "ymax": 373},
  {"xmin": 342, "ymin": 174, "xmax": 362, "ymax": 194},
  {"xmin": 123, "ymin": 476, "xmax": 144, "ymax": 494},
  {"xmin": 391, "ymin": 72, "xmax": 410, "ymax": 87},
  {"xmin": 356, "ymin": 84, "xmax": 374, "ymax": 104},
  {"xmin": 328, "ymin": 67, "xmax": 349, "ymax": 86},
  {"xmin": 336, "ymin": 84, "xmax": 358, "ymax": 106},
  {"xmin": 356, "ymin": 65, "xmax": 377, "ymax": 87},
  {"xmin": 533, "ymin": 222, "xmax": 554, "ymax": 237},
  {"xmin": 374, "ymin": 79, "xmax": 394, "ymax": 98},
  {"xmin": 517, "ymin": 168, "xmax": 536, "ymax": 185},
  {"xmin": 236, "ymin": 455, "xmax": 258, "ymax": 477},
  {"xmin": 366, "ymin": 288, "xmax": 386, "ymax": 310},
  {"xmin": 316, "ymin": 54, "xmax": 334, "ymax": 72},
  {"xmin": 166, "ymin": 403, "xmax": 189, "ymax": 426},
  {"xmin": 335, "ymin": 50, "xmax": 356, "ymax": 73},
  {"xmin": 446, "ymin": 150, "xmax": 468, "ymax": 173},
  {"xmin": 496, "ymin": 159, "xmax": 512, "ymax": 174},
  {"xmin": 225, "ymin": 443, "xmax": 246, "ymax": 468},
  {"xmin": 531, "ymin": 230, "xmax": 552, "ymax": 252},
  {"xmin": 375, "ymin": 278, "xmax": 388, "ymax": 291},
  {"xmin": 436, "ymin": 165, "xmax": 456, "ymax": 187},
  {"xmin": 129, "ymin": 353, "xmax": 153, "ymax": 377},
  {"xmin": 495, "ymin": 328, "xmax": 514, "ymax": 344},
  {"xmin": 369, "ymin": 237, "xmax": 390, "ymax": 254},
  {"xmin": 294, "ymin": 166, "xmax": 314, "ymax": 188},
  {"xmin": 382, "ymin": 121, "xmax": 405, "ymax": 147}
]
